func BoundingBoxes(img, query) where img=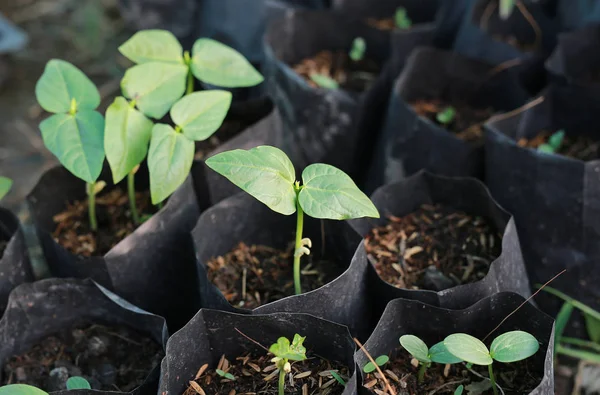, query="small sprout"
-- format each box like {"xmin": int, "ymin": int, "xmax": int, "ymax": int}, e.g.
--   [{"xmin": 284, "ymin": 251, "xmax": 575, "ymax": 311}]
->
[
  {"xmin": 216, "ymin": 369, "xmax": 236, "ymax": 380},
  {"xmin": 363, "ymin": 354, "xmax": 389, "ymax": 373},
  {"xmin": 66, "ymin": 376, "xmax": 91, "ymax": 390},
  {"xmin": 399, "ymin": 335, "xmax": 461, "ymax": 383},
  {"xmin": 310, "ymin": 73, "xmax": 340, "ymax": 90},
  {"xmin": 349, "ymin": 37, "xmax": 366, "ymax": 62},
  {"xmin": 0, "ymin": 177, "xmax": 12, "ymax": 201},
  {"xmin": 395, "ymin": 7, "xmax": 412, "ymax": 29},
  {"xmin": 330, "ymin": 370, "xmax": 346, "ymax": 386},
  {"xmin": 454, "ymin": 384, "xmax": 464, "ymax": 395},
  {"xmin": 537, "ymin": 130, "xmax": 565, "ymax": 154},
  {"xmin": 270, "ymin": 334, "xmax": 307, "ymax": 395},
  {"xmin": 436, "ymin": 106, "xmax": 456, "ymax": 125},
  {"xmin": 0, "ymin": 384, "xmax": 47, "ymax": 394},
  {"xmin": 499, "ymin": 0, "xmax": 516, "ymax": 20}
]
